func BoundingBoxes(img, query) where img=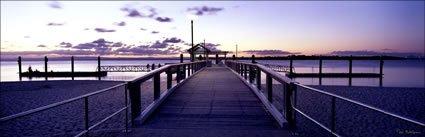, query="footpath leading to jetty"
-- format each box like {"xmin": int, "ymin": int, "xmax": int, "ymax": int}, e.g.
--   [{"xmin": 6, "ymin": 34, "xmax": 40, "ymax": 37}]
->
[{"xmin": 121, "ymin": 64, "xmax": 294, "ymax": 137}]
